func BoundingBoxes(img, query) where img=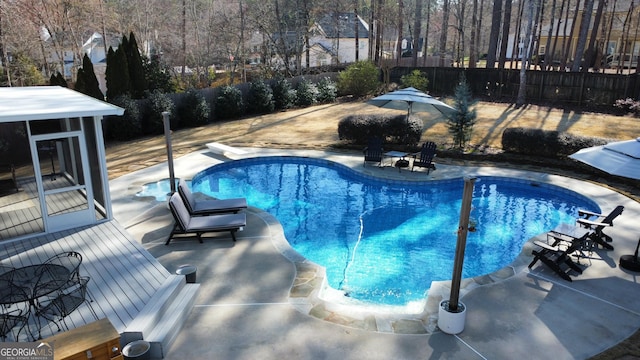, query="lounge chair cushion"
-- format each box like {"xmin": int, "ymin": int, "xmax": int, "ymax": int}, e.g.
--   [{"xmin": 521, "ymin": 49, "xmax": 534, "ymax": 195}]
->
[
  {"xmin": 178, "ymin": 179, "xmax": 247, "ymax": 215},
  {"xmin": 167, "ymin": 193, "xmax": 246, "ymax": 245}
]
